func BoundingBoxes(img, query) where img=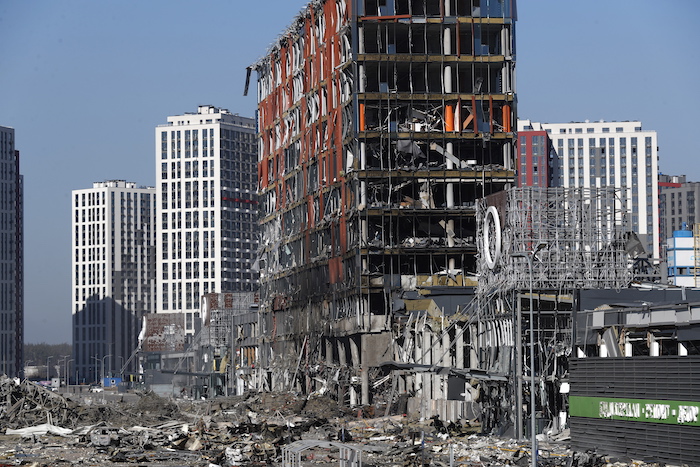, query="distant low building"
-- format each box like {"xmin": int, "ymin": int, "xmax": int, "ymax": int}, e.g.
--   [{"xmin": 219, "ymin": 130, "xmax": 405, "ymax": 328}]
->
[
  {"xmin": 659, "ymin": 174, "xmax": 700, "ymax": 244},
  {"xmin": 516, "ymin": 121, "xmax": 557, "ymax": 187},
  {"xmin": 139, "ymin": 312, "xmax": 189, "ymax": 397},
  {"xmin": 139, "ymin": 293, "xmax": 258, "ymax": 398},
  {"xmin": 23, "ymin": 365, "xmax": 39, "ymax": 380},
  {"xmin": 666, "ymin": 226, "xmax": 698, "ymax": 287}
]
